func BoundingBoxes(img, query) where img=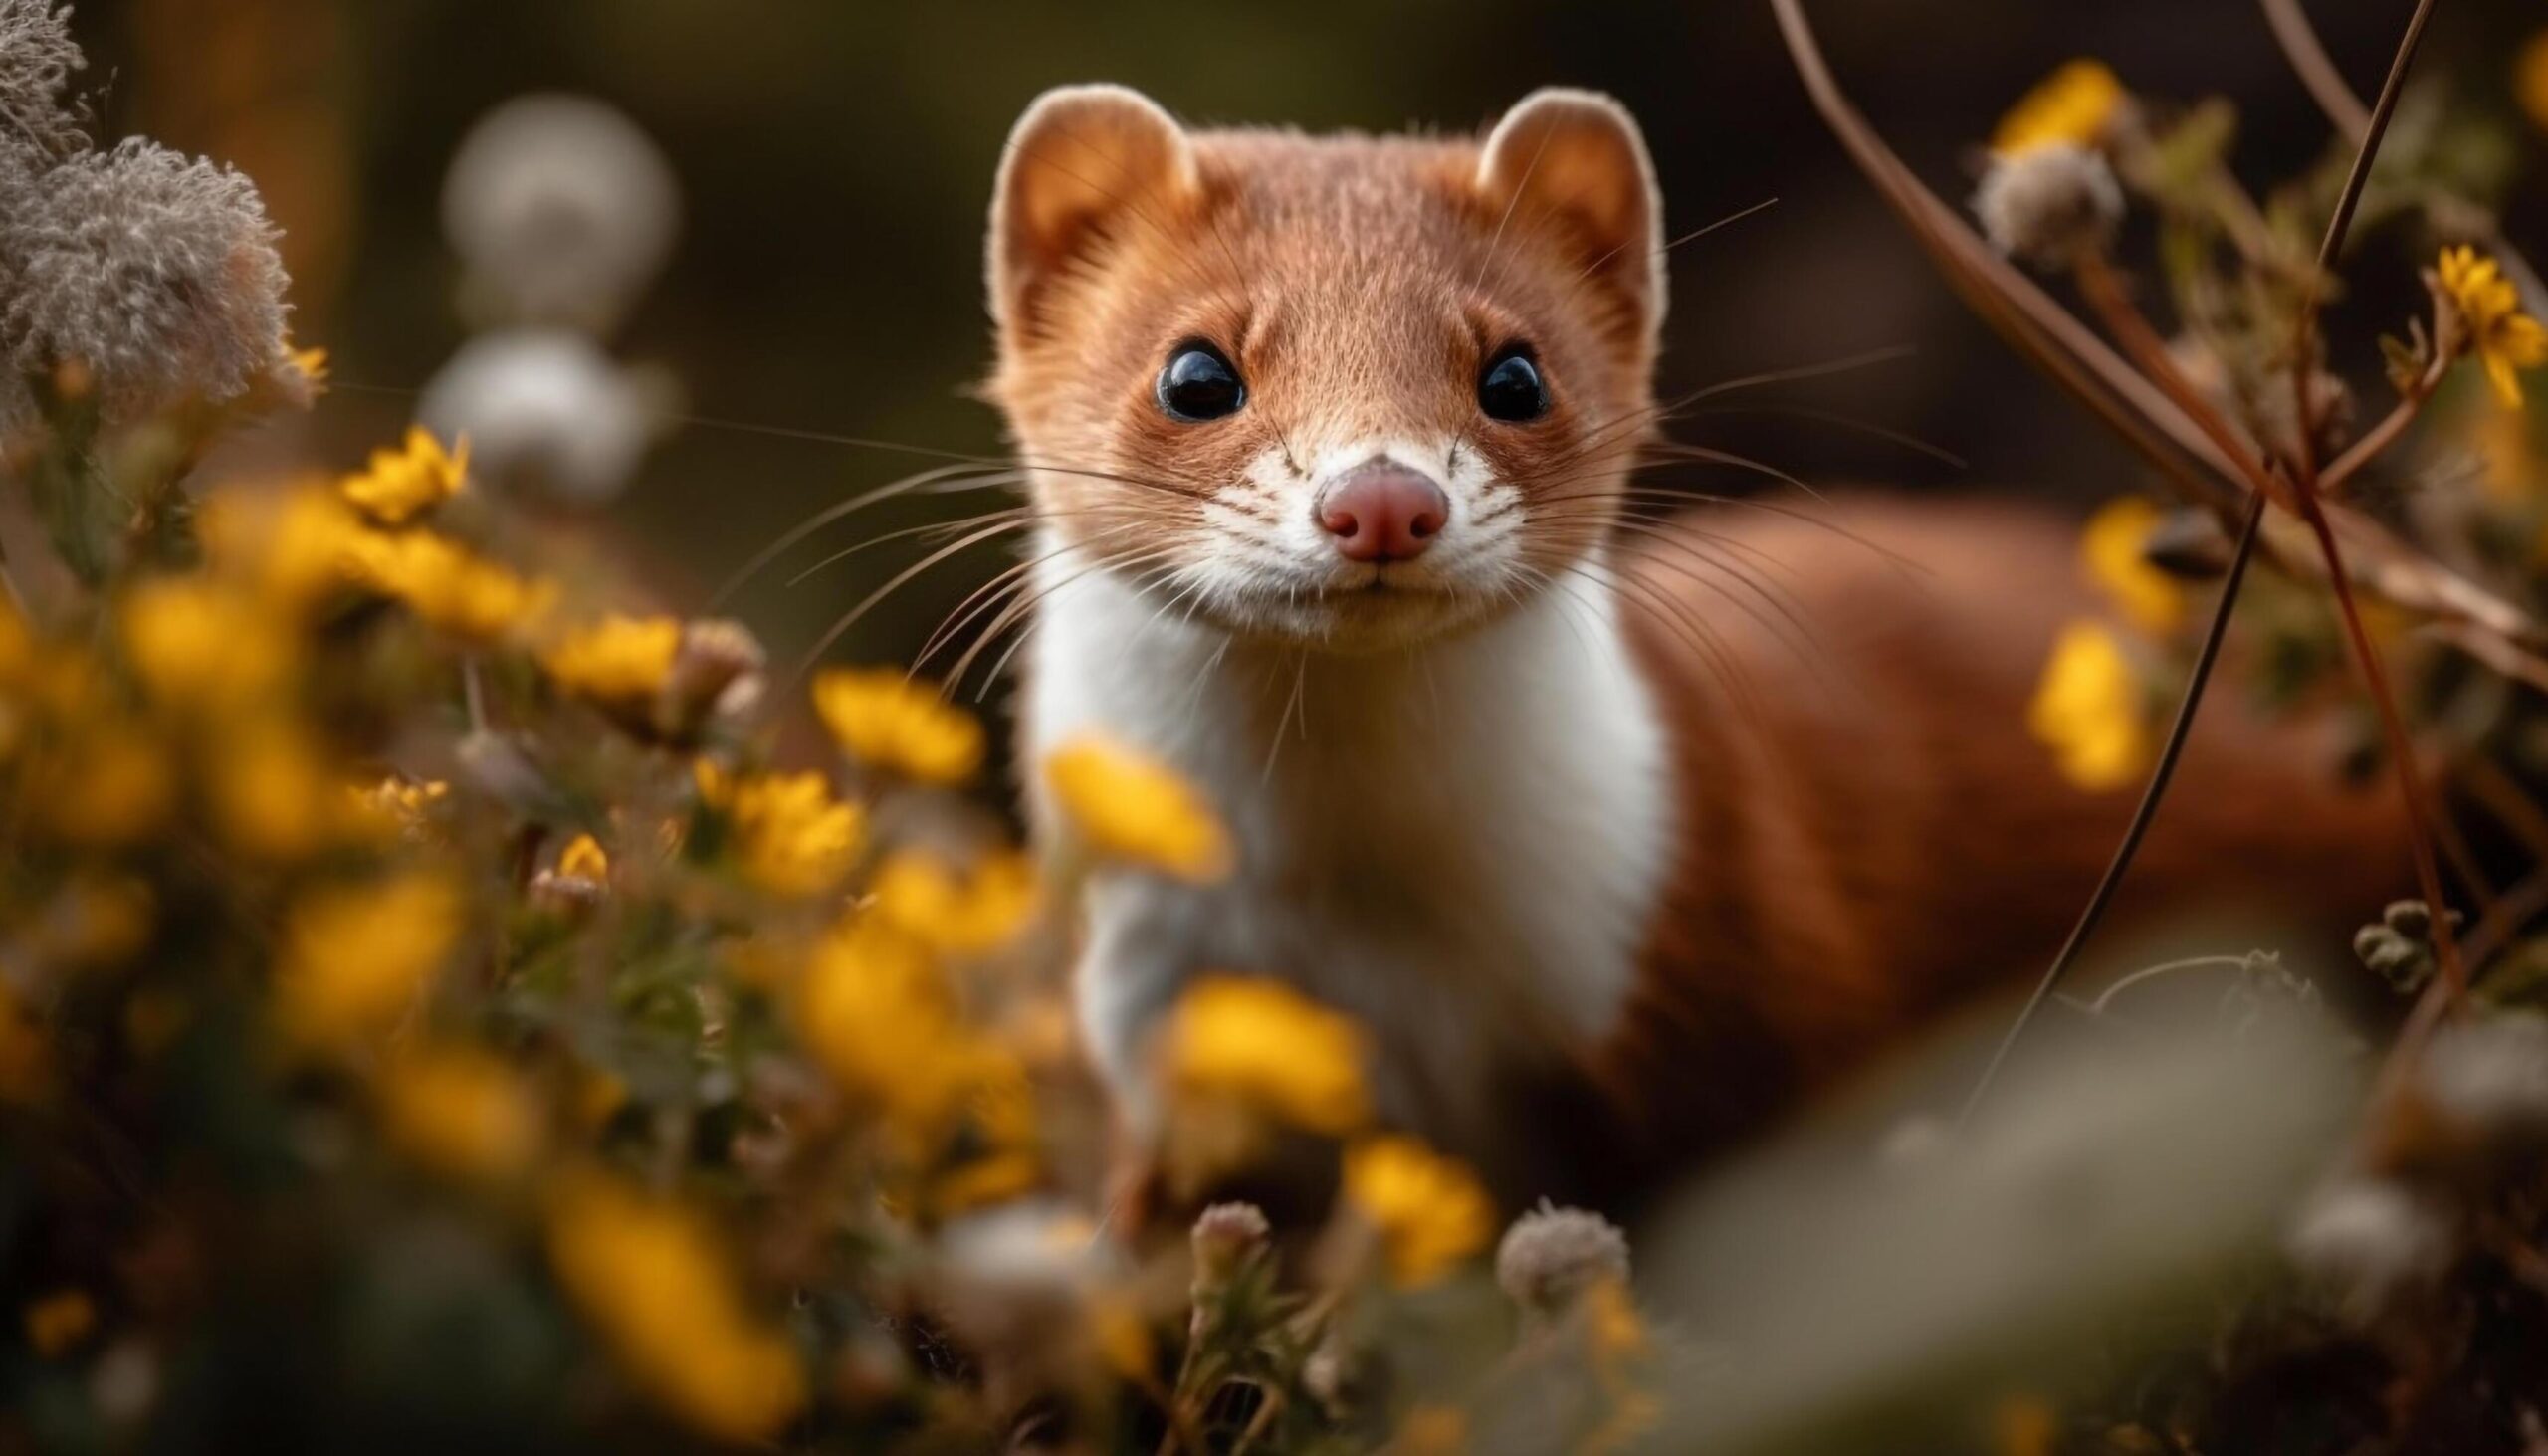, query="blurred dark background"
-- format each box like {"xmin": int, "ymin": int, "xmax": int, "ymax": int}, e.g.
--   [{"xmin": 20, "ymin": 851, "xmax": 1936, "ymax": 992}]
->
[{"xmin": 59, "ymin": 0, "xmax": 2548, "ymax": 690}]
